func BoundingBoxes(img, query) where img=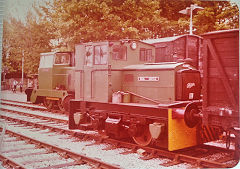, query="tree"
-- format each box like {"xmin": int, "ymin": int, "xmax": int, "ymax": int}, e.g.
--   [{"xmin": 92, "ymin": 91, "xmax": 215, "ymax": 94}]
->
[
  {"xmin": 2, "ymin": 10, "xmax": 53, "ymax": 78},
  {"xmin": 193, "ymin": 1, "xmax": 239, "ymax": 34},
  {"xmin": 40, "ymin": 0, "xmax": 238, "ymax": 50},
  {"xmin": 40, "ymin": 0, "xmax": 179, "ymax": 50},
  {"xmin": 2, "ymin": 18, "xmax": 26, "ymax": 77}
]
